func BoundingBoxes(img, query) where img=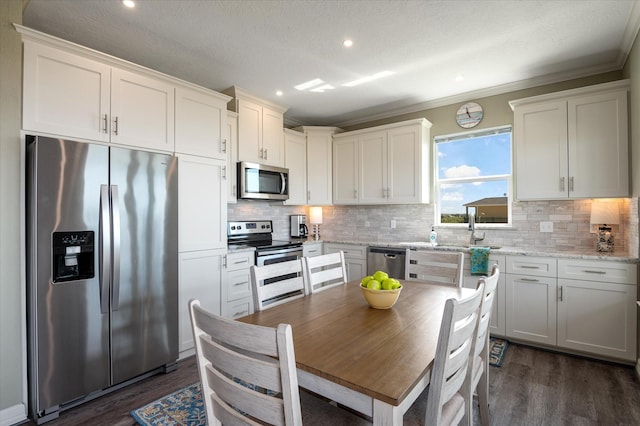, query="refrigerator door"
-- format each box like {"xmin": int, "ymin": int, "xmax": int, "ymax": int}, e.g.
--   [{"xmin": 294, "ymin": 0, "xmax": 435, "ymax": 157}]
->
[
  {"xmin": 27, "ymin": 137, "xmax": 110, "ymax": 415},
  {"xmin": 109, "ymin": 147, "xmax": 178, "ymax": 384}
]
